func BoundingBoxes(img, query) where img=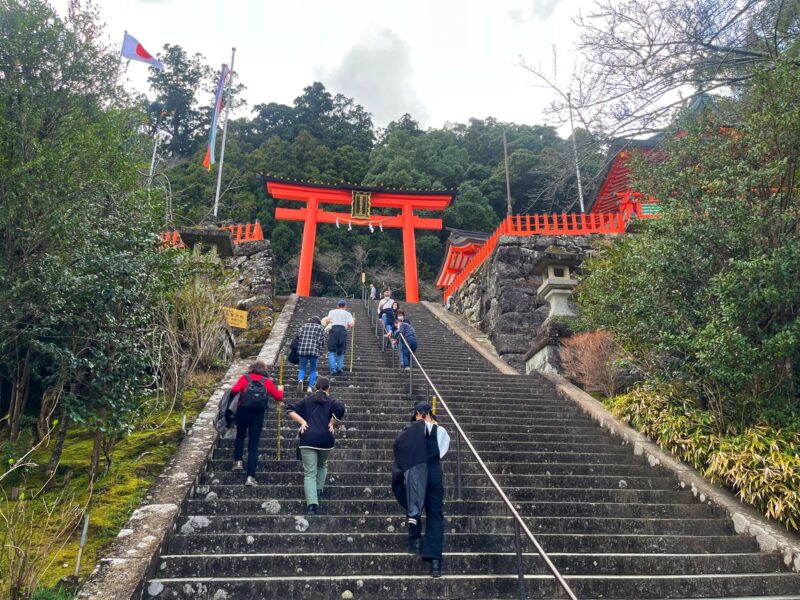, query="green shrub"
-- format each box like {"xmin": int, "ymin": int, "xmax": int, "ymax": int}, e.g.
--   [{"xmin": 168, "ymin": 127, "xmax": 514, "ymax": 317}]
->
[{"xmin": 608, "ymin": 386, "xmax": 800, "ymax": 530}]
